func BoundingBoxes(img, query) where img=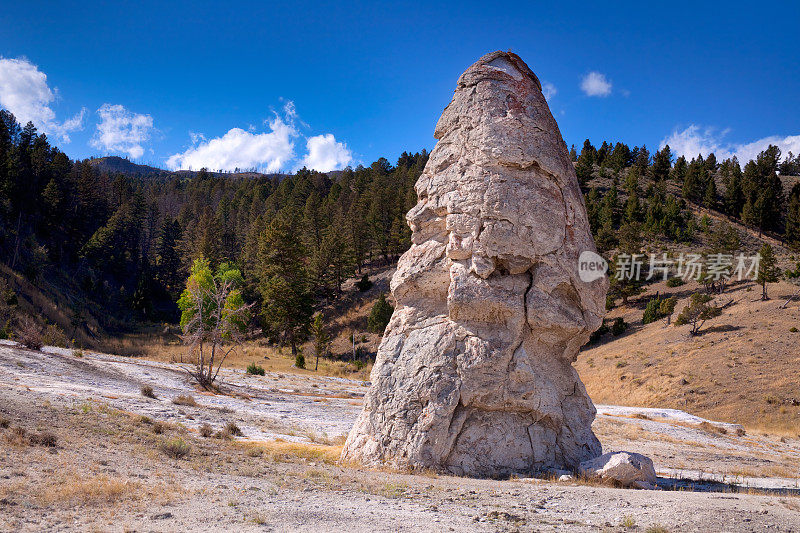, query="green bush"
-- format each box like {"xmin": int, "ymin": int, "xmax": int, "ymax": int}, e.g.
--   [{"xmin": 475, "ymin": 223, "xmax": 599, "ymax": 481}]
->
[
  {"xmin": 367, "ymin": 293, "xmax": 394, "ymax": 334},
  {"xmin": 295, "ymin": 350, "xmax": 306, "ymax": 369},
  {"xmin": 791, "ymin": 327, "xmax": 798, "ymax": 333},
  {"xmin": 605, "ymin": 295, "xmax": 615, "ymax": 311},
  {"xmin": 160, "ymin": 437, "xmax": 191, "ymax": 459},
  {"xmin": 246, "ymin": 362, "xmax": 265, "ymax": 375},
  {"xmin": 666, "ymin": 277, "xmax": 685, "ymax": 287},
  {"xmin": 611, "ymin": 317, "xmax": 628, "ymax": 336},
  {"xmin": 642, "ymin": 298, "xmax": 661, "ymax": 324}
]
